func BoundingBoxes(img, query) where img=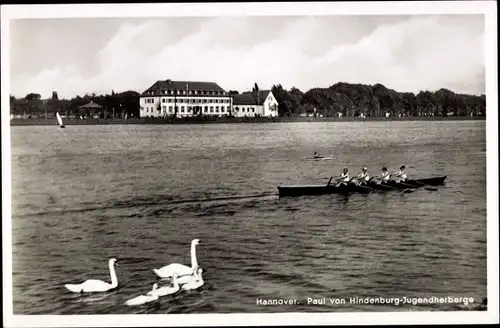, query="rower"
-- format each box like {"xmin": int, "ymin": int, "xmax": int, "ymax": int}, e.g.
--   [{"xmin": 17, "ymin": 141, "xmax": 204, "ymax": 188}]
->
[
  {"xmin": 376, "ymin": 167, "xmax": 391, "ymax": 184},
  {"xmin": 313, "ymin": 152, "xmax": 321, "ymax": 158},
  {"xmin": 392, "ymin": 165, "xmax": 407, "ymax": 182},
  {"xmin": 335, "ymin": 168, "xmax": 350, "ymax": 186},
  {"xmin": 356, "ymin": 167, "xmax": 370, "ymax": 185}
]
